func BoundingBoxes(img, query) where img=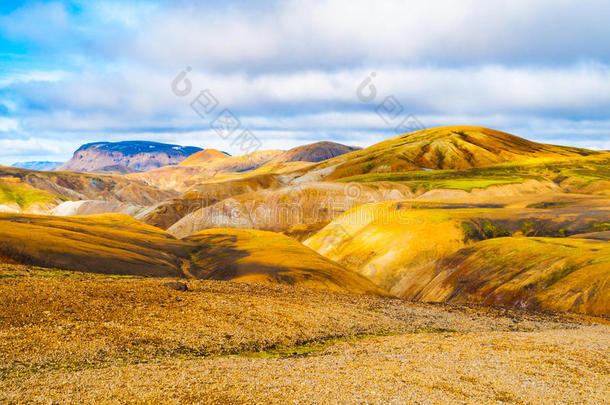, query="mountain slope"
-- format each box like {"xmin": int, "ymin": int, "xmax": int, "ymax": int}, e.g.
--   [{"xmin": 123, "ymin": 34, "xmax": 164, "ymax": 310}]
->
[
  {"xmin": 0, "ymin": 165, "xmax": 176, "ymax": 213},
  {"xmin": 128, "ymin": 150, "xmax": 284, "ymax": 191},
  {"xmin": 57, "ymin": 141, "xmax": 202, "ymax": 172},
  {"xmin": 137, "ymin": 173, "xmax": 284, "ymax": 229},
  {"xmin": 0, "ymin": 213, "xmax": 189, "ymax": 277},
  {"xmin": 294, "ymin": 126, "xmax": 601, "ymax": 181},
  {"xmin": 304, "ymin": 200, "xmax": 610, "ymax": 315}
]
